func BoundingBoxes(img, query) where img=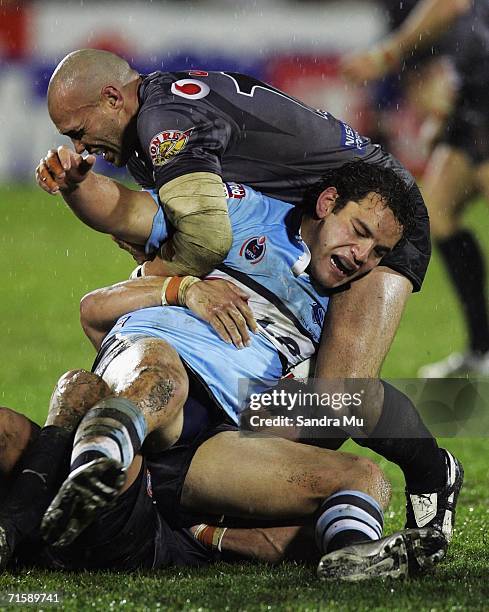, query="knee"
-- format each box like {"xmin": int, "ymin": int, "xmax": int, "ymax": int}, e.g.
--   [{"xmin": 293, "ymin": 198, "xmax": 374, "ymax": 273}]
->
[
  {"xmin": 0, "ymin": 407, "xmax": 27, "ymax": 441},
  {"xmin": 354, "ymin": 456, "xmax": 391, "ymax": 510},
  {"xmin": 0, "ymin": 407, "xmax": 36, "ymax": 474},
  {"xmin": 46, "ymin": 369, "xmax": 111, "ymax": 429}
]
